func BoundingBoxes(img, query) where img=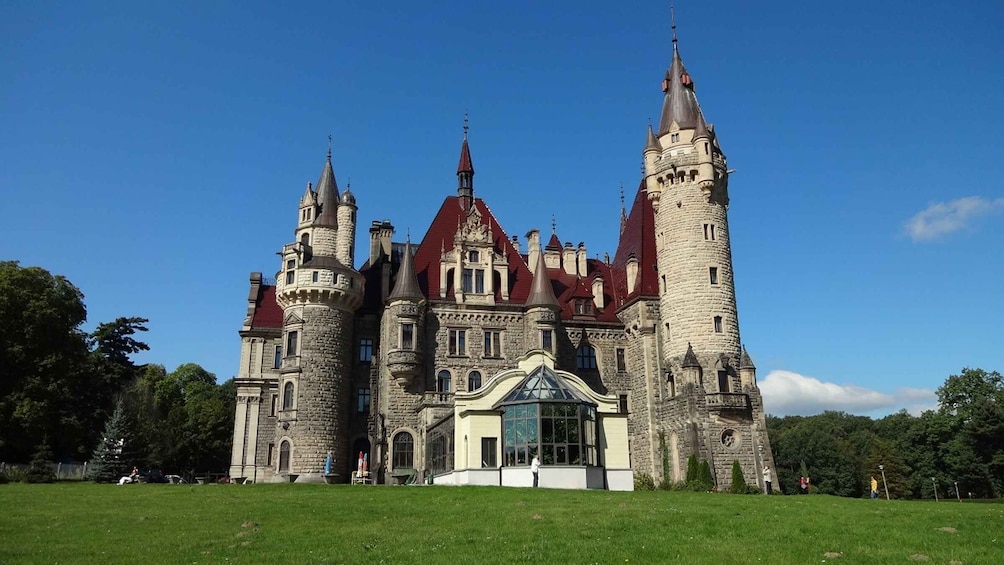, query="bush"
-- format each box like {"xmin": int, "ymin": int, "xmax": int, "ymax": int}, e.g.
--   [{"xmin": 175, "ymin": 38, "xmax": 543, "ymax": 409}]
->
[
  {"xmin": 685, "ymin": 454, "xmax": 699, "ymax": 484},
  {"xmin": 730, "ymin": 460, "xmax": 747, "ymax": 494},
  {"xmin": 634, "ymin": 473, "xmax": 656, "ymax": 491}
]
